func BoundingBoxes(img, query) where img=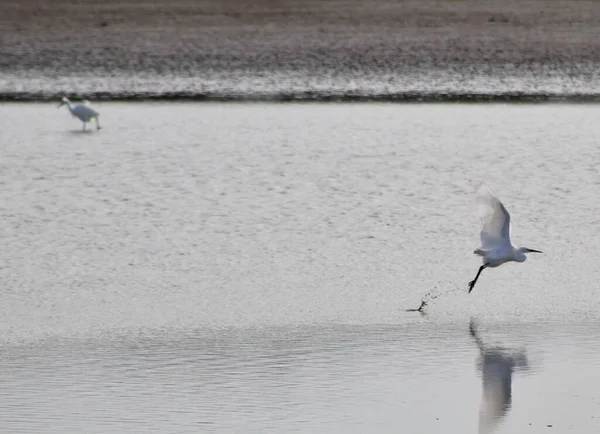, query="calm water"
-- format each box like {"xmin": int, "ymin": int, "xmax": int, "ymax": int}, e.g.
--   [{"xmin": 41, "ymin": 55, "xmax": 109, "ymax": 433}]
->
[{"xmin": 1, "ymin": 103, "xmax": 600, "ymax": 433}]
